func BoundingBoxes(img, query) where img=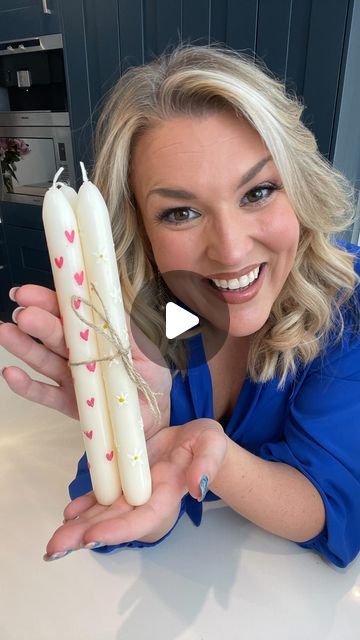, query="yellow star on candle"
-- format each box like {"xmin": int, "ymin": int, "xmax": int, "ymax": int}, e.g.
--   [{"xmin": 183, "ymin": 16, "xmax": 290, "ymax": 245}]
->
[
  {"xmin": 102, "ymin": 321, "xmax": 110, "ymax": 336},
  {"xmin": 93, "ymin": 248, "xmax": 108, "ymax": 263},
  {"xmin": 115, "ymin": 391, "xmax": 129, "ymax": 407},
  {"xmin": 127, "ymin": 449, "xmax": 144, "ymax": 467}
]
